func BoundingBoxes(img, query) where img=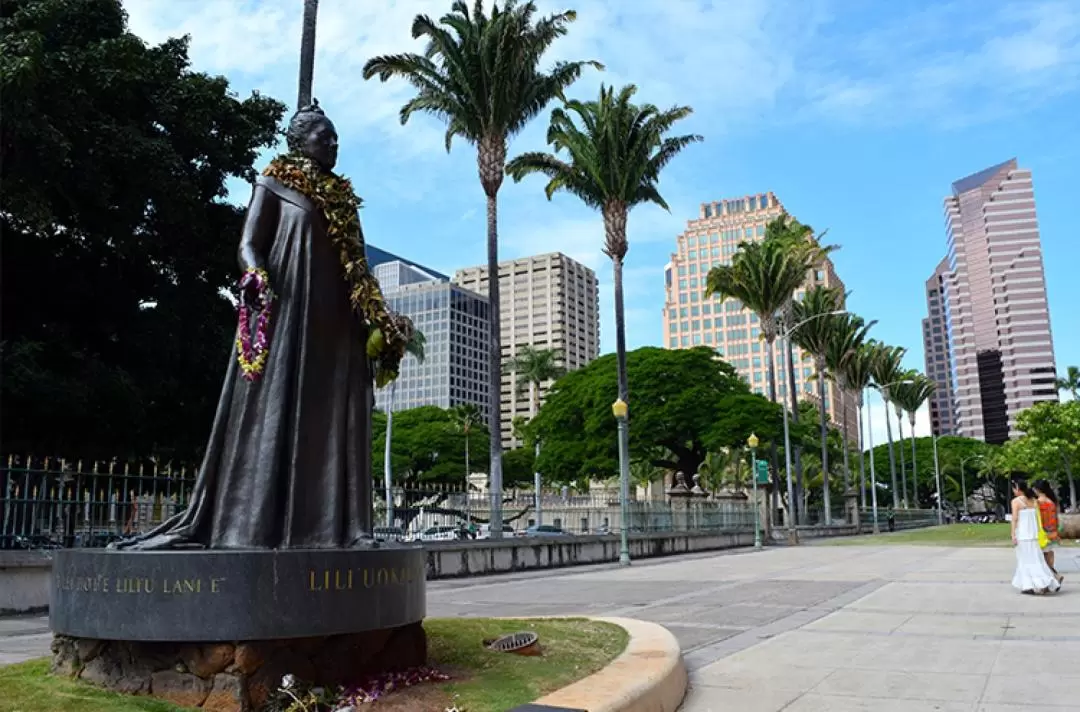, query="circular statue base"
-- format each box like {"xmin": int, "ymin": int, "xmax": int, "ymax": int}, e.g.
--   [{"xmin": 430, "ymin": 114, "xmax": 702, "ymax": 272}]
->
[{"xmin": 50, "ymin": 547, "xmax": 428, "ymax": 710}]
